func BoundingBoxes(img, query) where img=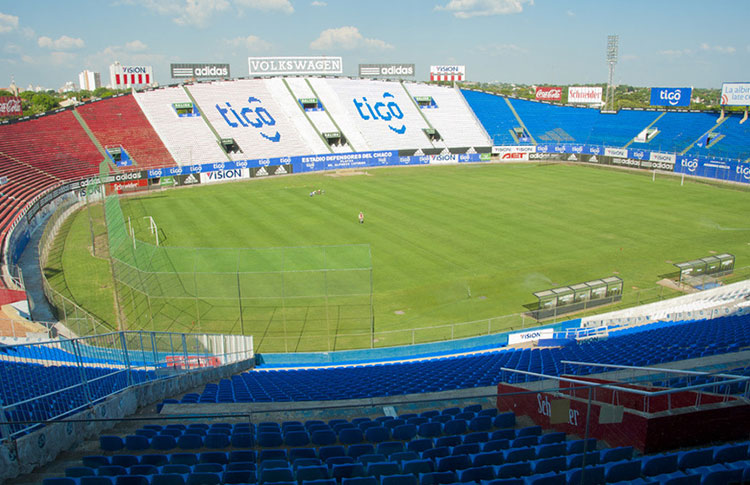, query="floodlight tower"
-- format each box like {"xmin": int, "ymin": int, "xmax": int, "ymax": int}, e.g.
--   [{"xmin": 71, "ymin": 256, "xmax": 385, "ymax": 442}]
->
[{"xmin": 604, "ymin": 35, "xmax": 619, "ymax": 112}]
